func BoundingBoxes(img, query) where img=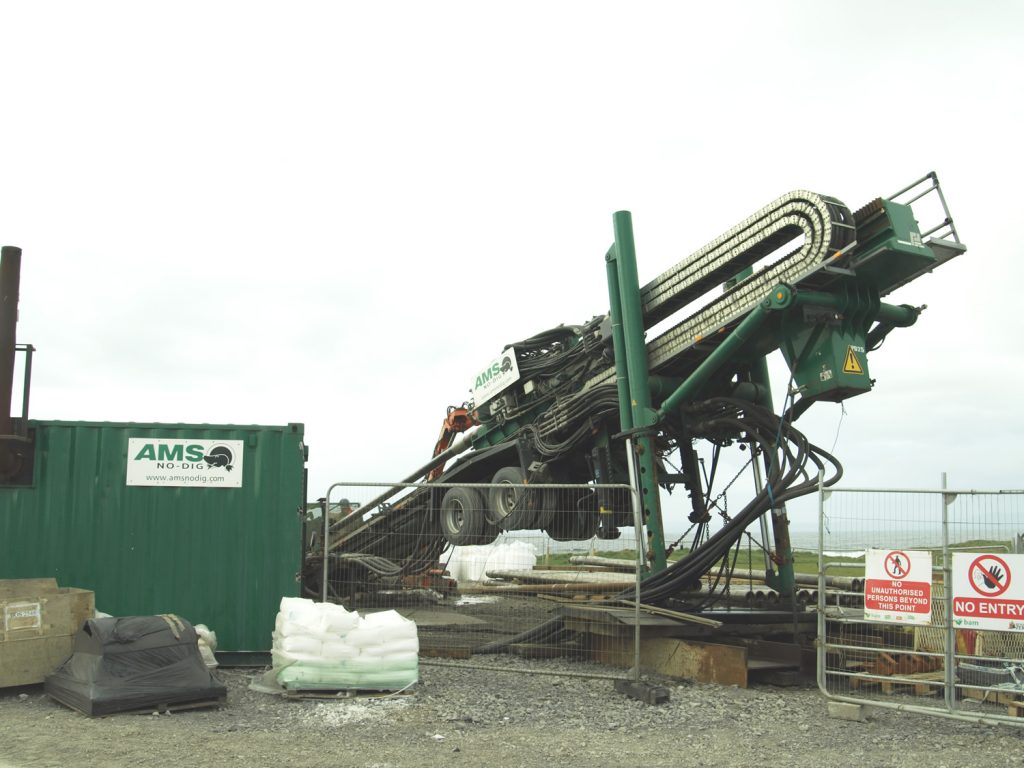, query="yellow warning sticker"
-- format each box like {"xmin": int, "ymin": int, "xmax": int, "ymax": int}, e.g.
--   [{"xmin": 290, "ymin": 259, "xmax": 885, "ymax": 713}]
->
[{"xmin": 843, "ymin": 346, "xmax": 864, "ymax": 374}]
